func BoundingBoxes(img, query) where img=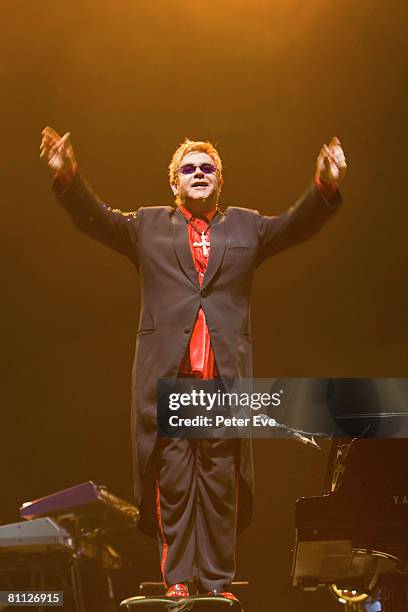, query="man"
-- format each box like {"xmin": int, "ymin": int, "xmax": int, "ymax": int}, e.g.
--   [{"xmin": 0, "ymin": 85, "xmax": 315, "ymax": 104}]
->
[{"xmin": 40, "ymin": 128, "xmax": 346, "ymax": 600}]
